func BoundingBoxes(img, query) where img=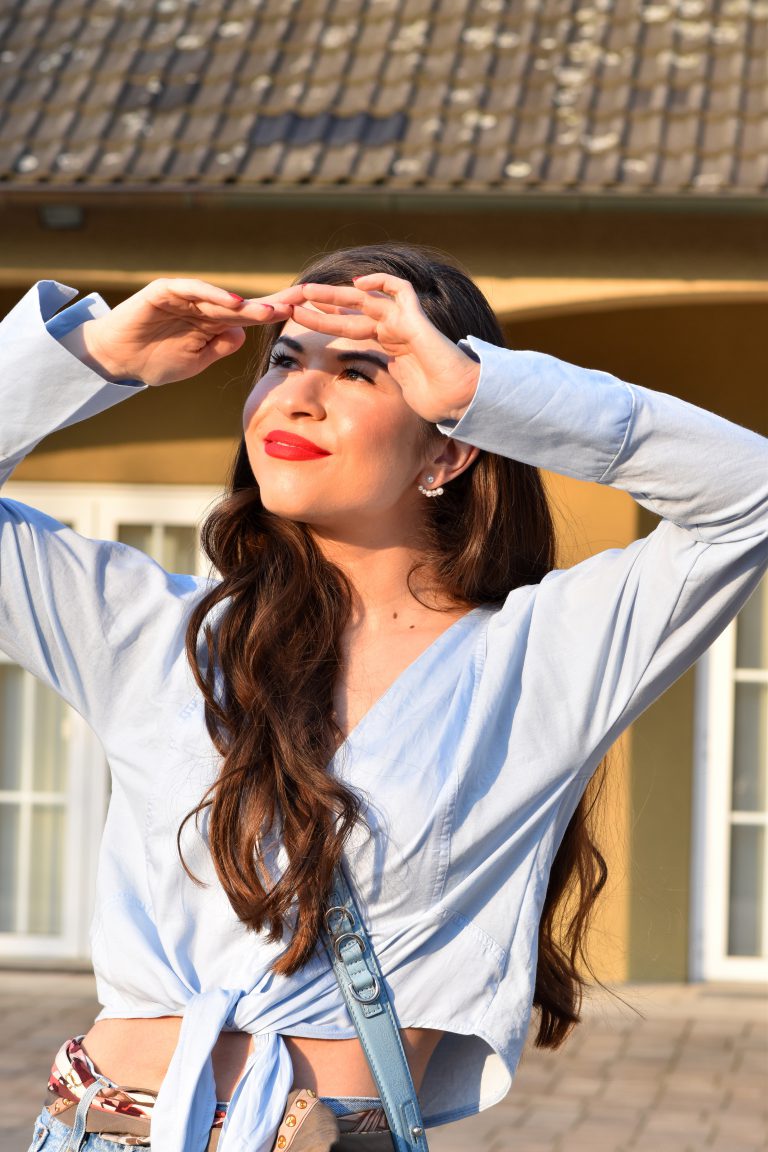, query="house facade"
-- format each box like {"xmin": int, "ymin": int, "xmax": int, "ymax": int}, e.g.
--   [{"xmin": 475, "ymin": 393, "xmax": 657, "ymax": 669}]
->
[{"xmin": 0, "ymin": 0, "xmax": 766, "ymax": 983}]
